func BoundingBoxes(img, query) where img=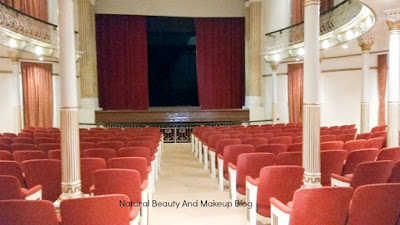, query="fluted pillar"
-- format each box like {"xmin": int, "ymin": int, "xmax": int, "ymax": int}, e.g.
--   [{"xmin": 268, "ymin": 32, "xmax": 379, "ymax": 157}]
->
[
  {"xmin": 386, "ymin": 9, "xmax": 400, "ymax": 147},
  {"xmin": 358, "ymin": 37, "xmax": 374, "ymax": 134},
  {"xmin": 77, "ymin": 0, "xmax": 100, "ymax": 123},
  {"xmin": 58, "ymin": 0, "xmax": 84, "ymax": 200},
  {"xmin": 9, "ymin": 51, "xmax": 22, "ymax": 133},
  {"xmin": 270, "ymin": 62, "xmax": 279, "ymax": 124},
  {"xmin": 303, "ymin": 0, "xmax": 321, "ymax": 187},
  {"xmin": 245, "ymin": 0, "xmax": 263, "ymax": 120}
]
